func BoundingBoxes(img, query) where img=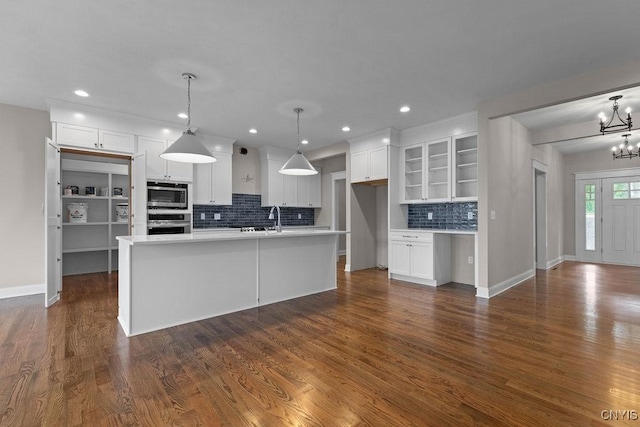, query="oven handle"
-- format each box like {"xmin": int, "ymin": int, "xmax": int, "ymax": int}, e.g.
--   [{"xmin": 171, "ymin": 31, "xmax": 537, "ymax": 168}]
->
[
  {"xmin": 147, "ymin": 186, "xmax": 186, "ymax": 192},
  {"xmin": 147, "ymin": 221, "xmax": 191, "ymax": 228}
]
